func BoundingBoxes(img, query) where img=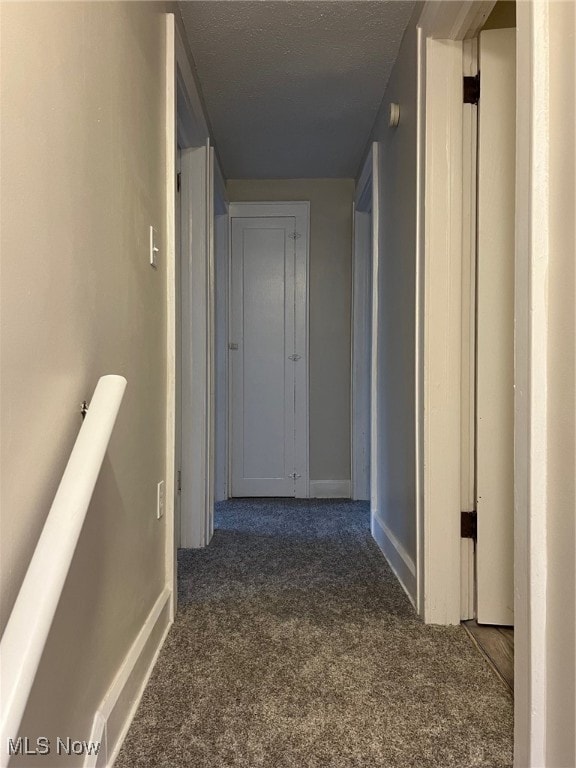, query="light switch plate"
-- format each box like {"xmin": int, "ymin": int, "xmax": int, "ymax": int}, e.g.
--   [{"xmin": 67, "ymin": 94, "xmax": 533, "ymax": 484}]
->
[
  {"xmin": 149, "ymin": 225, "xmax": 159, "ymax": 268},
  {"xmin": 157, "ymin": 480, "xmax": 165, "ymax": 519}
]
